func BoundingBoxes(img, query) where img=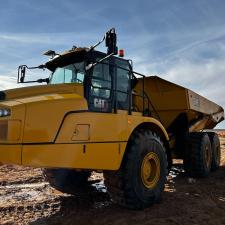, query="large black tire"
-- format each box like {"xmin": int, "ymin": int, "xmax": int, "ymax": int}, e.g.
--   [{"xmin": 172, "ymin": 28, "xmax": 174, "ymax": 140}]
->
[
  {"xmin": 104, "ymin": 130, "xmax": 168, "ymax": 209},
  {"xmin": 43, "ymin": 169, "xmax": 91, "ymax": 194},
  {"xmin": 184, "ymin": 132, "xmax": 212, "ymax": 178},
  {"xmin": 206, "ymin": 132, "xmax": 221, "ymax": 171}
]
